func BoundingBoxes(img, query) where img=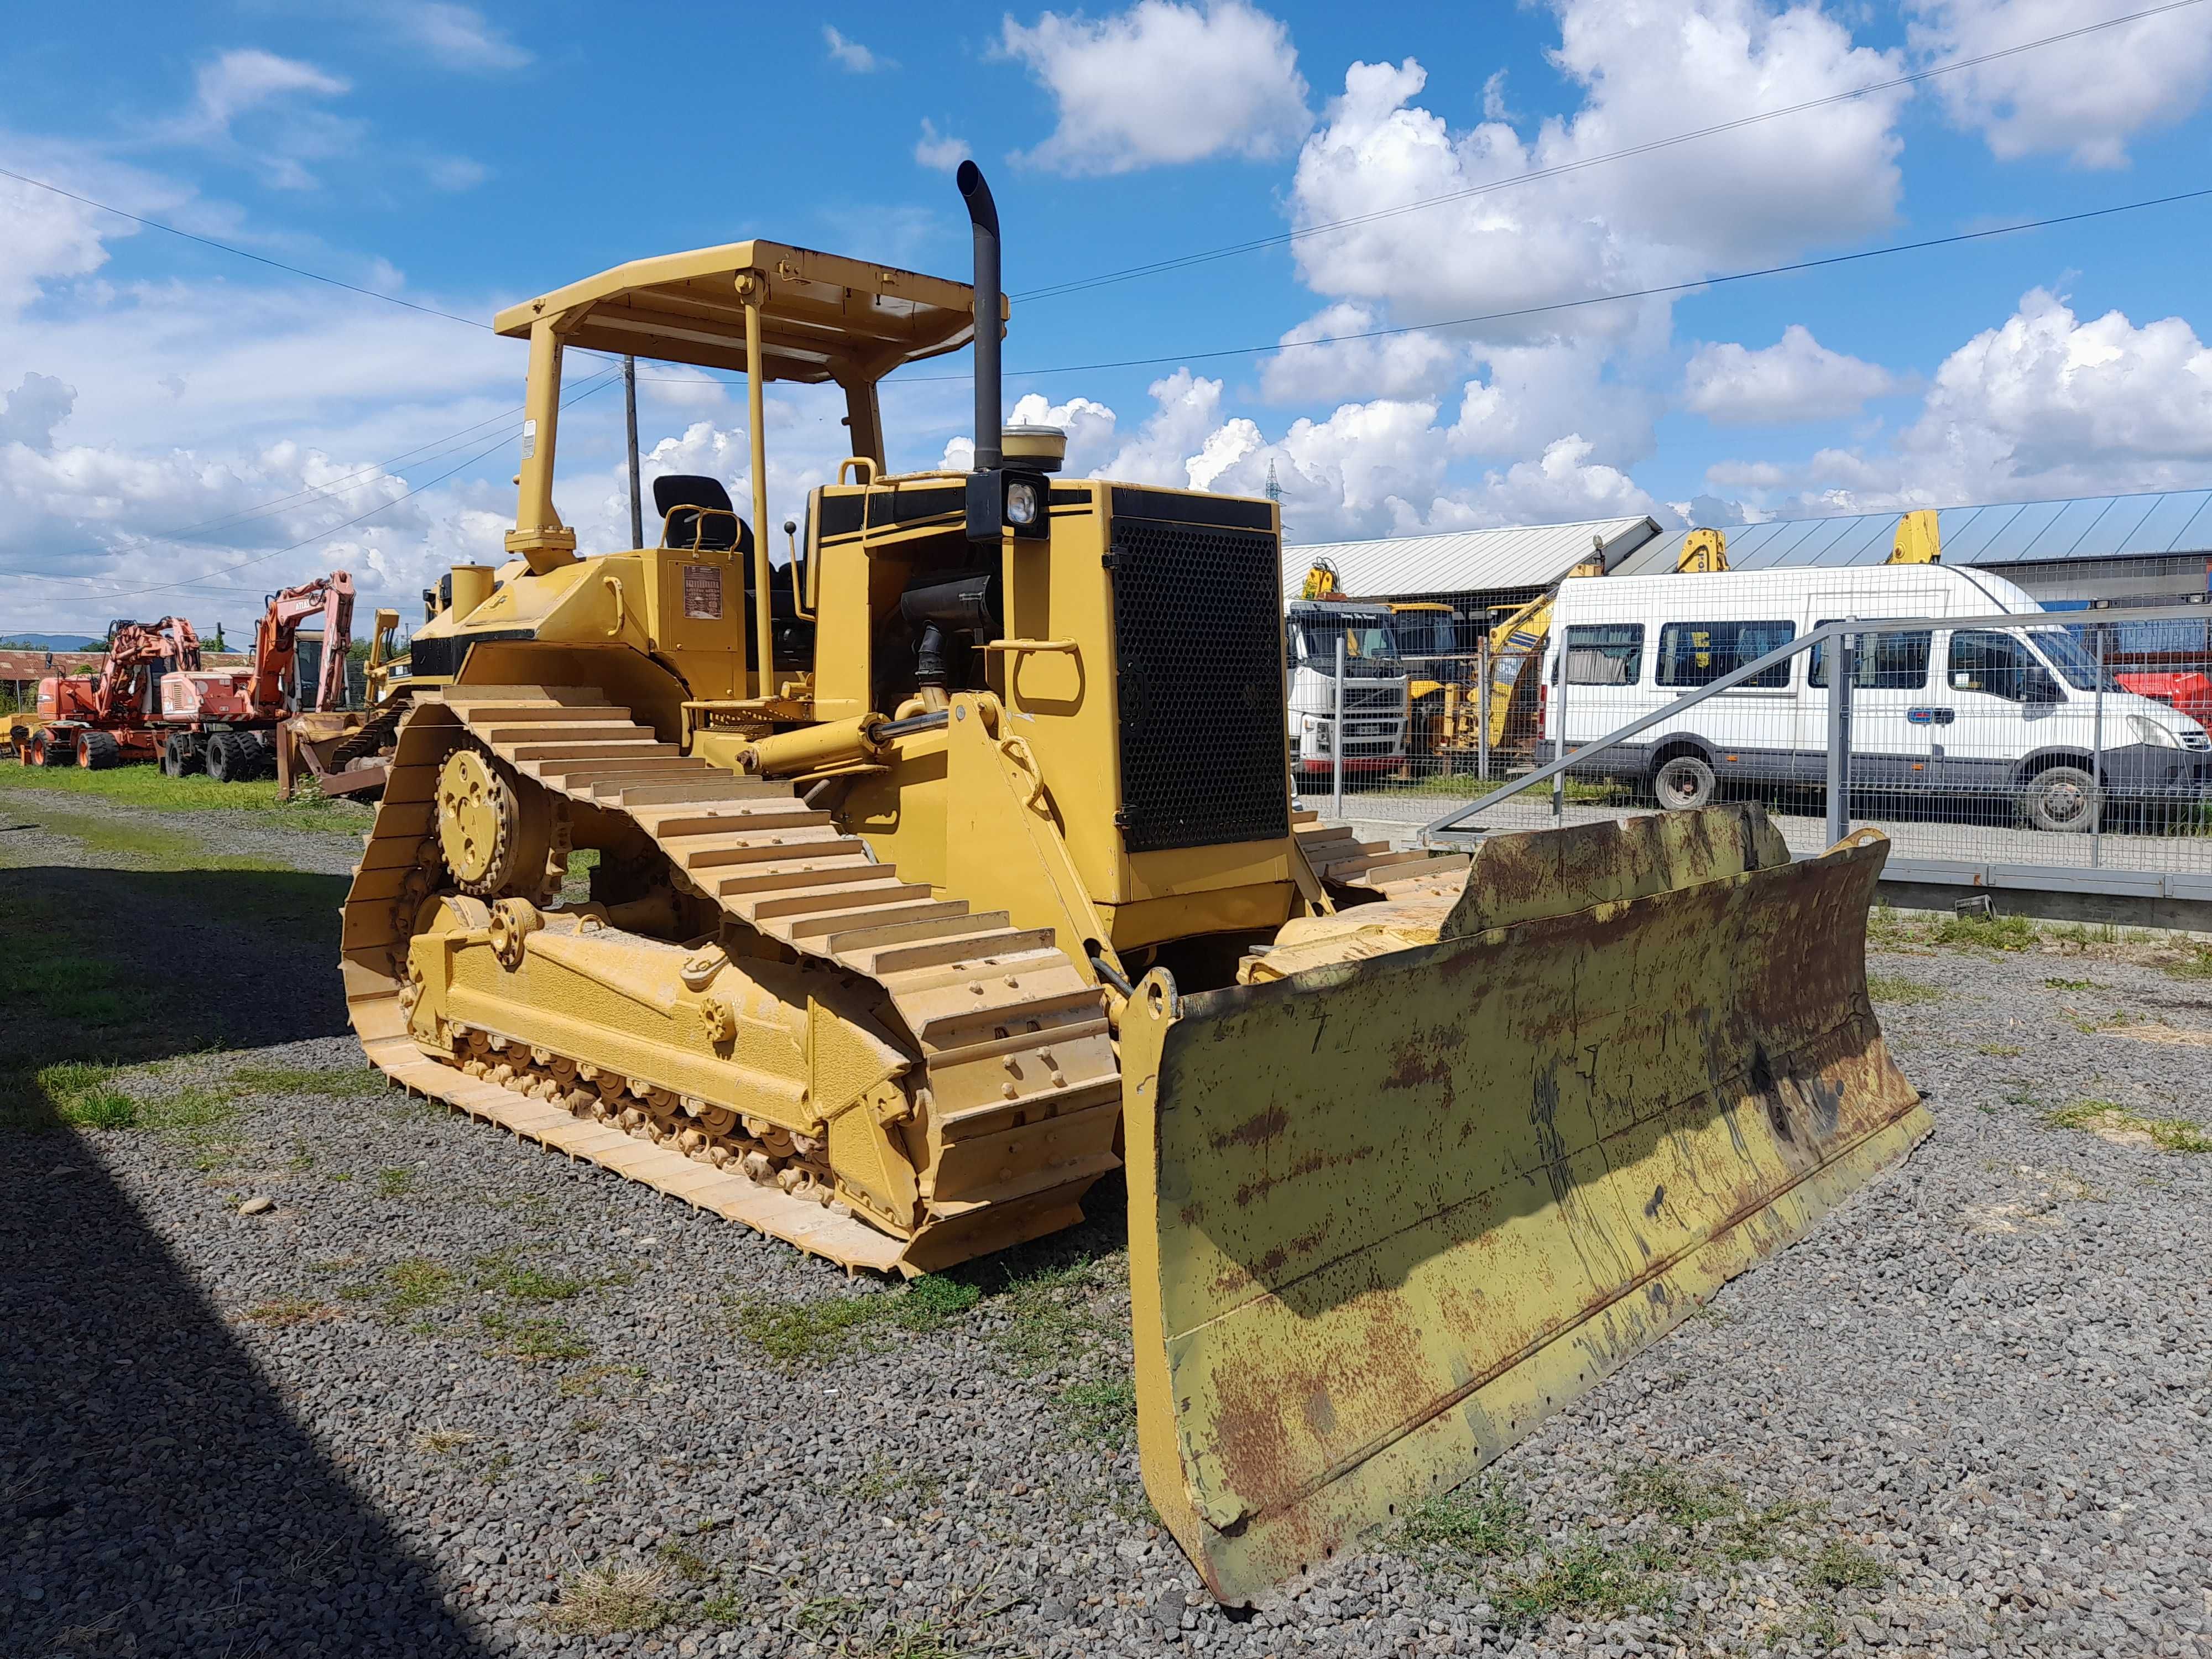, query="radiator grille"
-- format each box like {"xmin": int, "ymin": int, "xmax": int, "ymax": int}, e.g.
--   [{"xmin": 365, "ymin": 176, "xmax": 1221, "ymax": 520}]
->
[{"xmin": 1108, "ymin": 504, "xmax": 1290, "ymax": 853}]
